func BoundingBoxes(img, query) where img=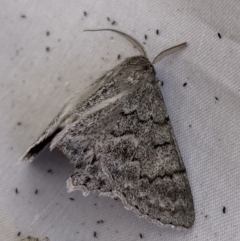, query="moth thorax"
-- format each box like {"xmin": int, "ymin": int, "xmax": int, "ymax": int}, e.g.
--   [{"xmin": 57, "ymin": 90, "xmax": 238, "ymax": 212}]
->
[{"xmin": 127, "ymin": 56, "xmax": 150, "ymax": 66}]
